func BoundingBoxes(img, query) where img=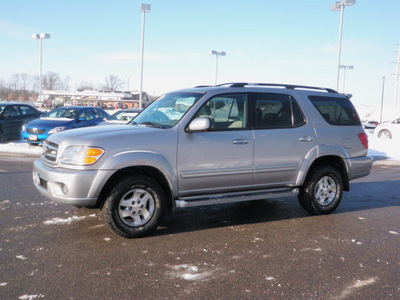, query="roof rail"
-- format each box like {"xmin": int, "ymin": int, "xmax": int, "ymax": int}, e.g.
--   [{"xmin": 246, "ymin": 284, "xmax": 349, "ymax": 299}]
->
[
  {"xmin": 194, "ymin": 85, "xmax": 212, "ymax": 88},
  {"xmin": 216, "ymin": 82, "xmax": 338, "ymax": 93}
]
